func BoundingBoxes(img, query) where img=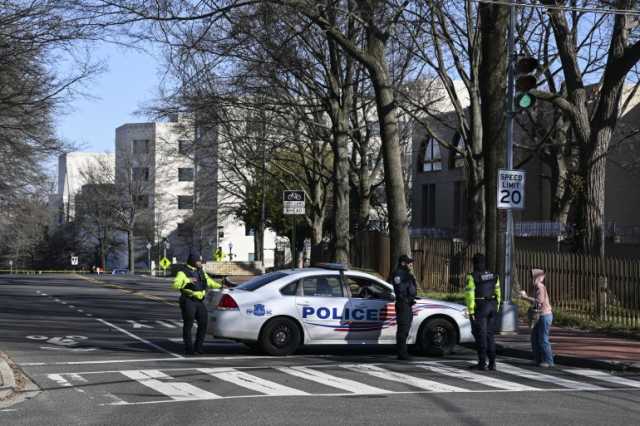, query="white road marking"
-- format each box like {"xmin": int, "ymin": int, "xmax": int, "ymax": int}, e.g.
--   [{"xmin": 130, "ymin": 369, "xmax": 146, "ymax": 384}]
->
[
  {"xmin": 341, "ymin": 364, "xmax": 467, "ymax": 392},
  {"xmin": 96, "ymin": 318, "xmax": 182, "ymax": 358},
  {"xmin": 156, "ymin": 320, "xmax": 176, "ymax": 328},
  {"xmin": 103, "ymin": 393, "xmax": 127, "ymax": 405},
  {"xmin": 100, "ymin": 386, "xmax": 640, "ymax": 406},
  {"xmin": 200, "ymin": 368, "xmax": 308, "ymax": 396},
  {"xmin": 171, "ymin": 320, "xmax": 183, "ymax": 327},
  {"xmin": 20, "ymin": 355, "xmax": 297, "ymax": 366},
  {"xmin": 564, "ymin": 369, "xmax": 640, "ymax": 389},
  {"xmin": 121, "ymin": 370, "xmax": 219, "ymax": 401},
  {"xmin": 68, "ymin": 373, "xmax": 88, "ymax": 383},
  {"xmin": 69, "ymin": 305, "xmax": 76, "ymax": 308},
  {"xmin": 78, "ymin": 309, "xmax": 84, "ymax": 313},
  {"xmin": 41, "ymin": 293, "xmax": 47, "ymax": 296},
  {"xmin": 126, "ymin": 320, "xmax": 153, "ymax": 329},
  {"xmin": 419, "ymin": 363, "xmax": 538, "ymax": 391},
  {"xmin": 277, "ymin": 366, "xmax": 388, "ymax": 394},
  {"xmin": 54, "ymin": 299, "xmax": 61, "ymax": 302},
  {"xmin": 495, "ymin": 363, "xmax": 605, "ymax": 391},
  {"xmin": 61, "ymin": 301, "xmax": 67, "ymax": 305},
  {"xmin": 48, "ymin": 374, "xmax": 72, "ymax": 387}
]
